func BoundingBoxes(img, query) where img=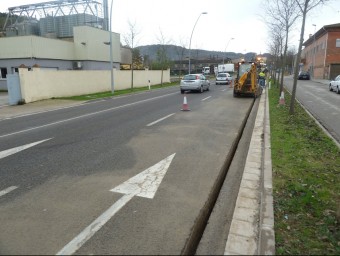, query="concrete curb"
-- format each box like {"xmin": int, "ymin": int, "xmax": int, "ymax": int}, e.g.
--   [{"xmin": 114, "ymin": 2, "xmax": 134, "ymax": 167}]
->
[
  {"xmin": 259, "ymin": 88, "xmax": 275, "ymax": 254},
  {"xmin": 224, "ymin": 89, "xmax": 275, "ymax": 255}
]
